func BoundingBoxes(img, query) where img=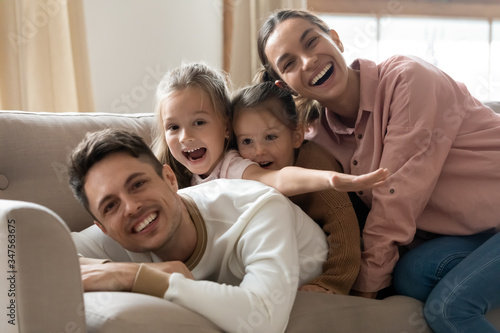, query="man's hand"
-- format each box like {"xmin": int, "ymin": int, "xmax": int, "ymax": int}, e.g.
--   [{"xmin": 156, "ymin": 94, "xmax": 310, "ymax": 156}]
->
[
  {"xmin": 80, "ymin": 260, "xmax": 194, "ymax": 292},
  {"xmin": 146, "ymin": 261, "xmax": 194, "ymax": 280},
  {"xmin": 81, "ymin": 262, "xmax": 140, "ymax": 292}
]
